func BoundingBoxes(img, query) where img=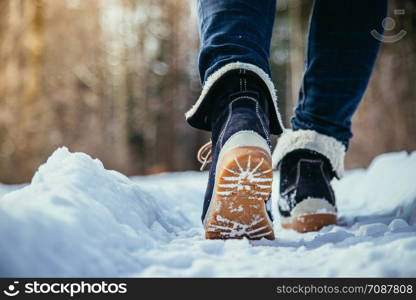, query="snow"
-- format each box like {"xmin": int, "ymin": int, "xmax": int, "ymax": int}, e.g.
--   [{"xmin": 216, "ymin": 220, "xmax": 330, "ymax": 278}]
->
[{"xmin": 0, "ymin": 147, "xmax": 415, "ymax": 277}]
